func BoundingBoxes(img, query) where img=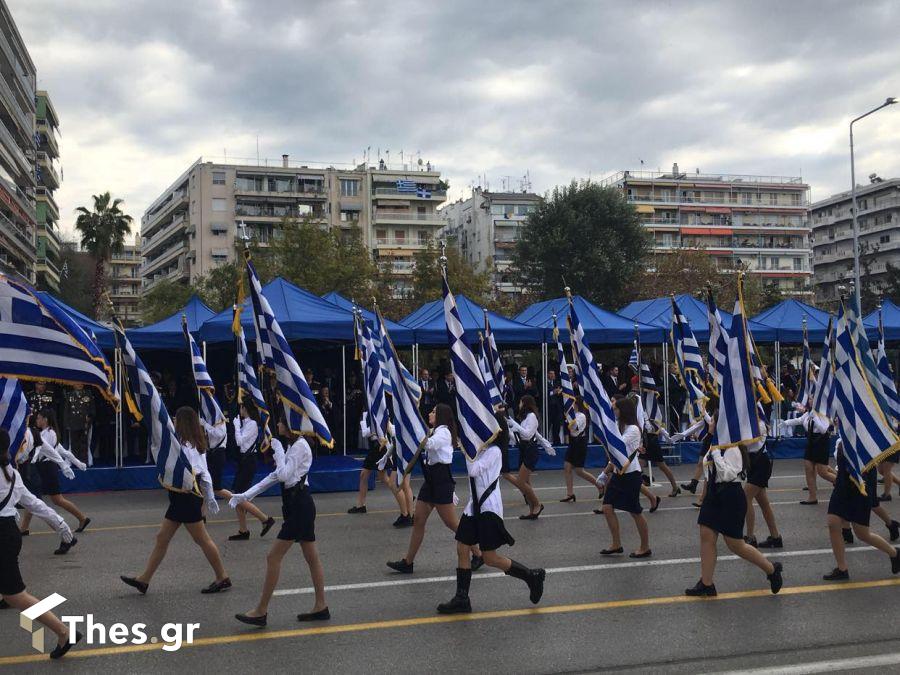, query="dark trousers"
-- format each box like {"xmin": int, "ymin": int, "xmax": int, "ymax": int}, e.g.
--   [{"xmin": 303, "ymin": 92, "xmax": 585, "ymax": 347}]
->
[{"xmin": 68, "ymin": 428, "xmax": 89, "ymax": 462}]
